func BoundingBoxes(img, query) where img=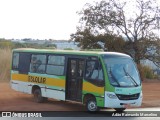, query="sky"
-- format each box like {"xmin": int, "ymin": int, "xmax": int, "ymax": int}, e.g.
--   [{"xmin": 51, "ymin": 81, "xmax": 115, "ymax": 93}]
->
[
  {"xmin": 0, "ymin": 0, "xmax": 97, "ymax": 40},
  {"xmin": 0, "ymin": 0, "xmax": 159, "ymax": 40}
]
